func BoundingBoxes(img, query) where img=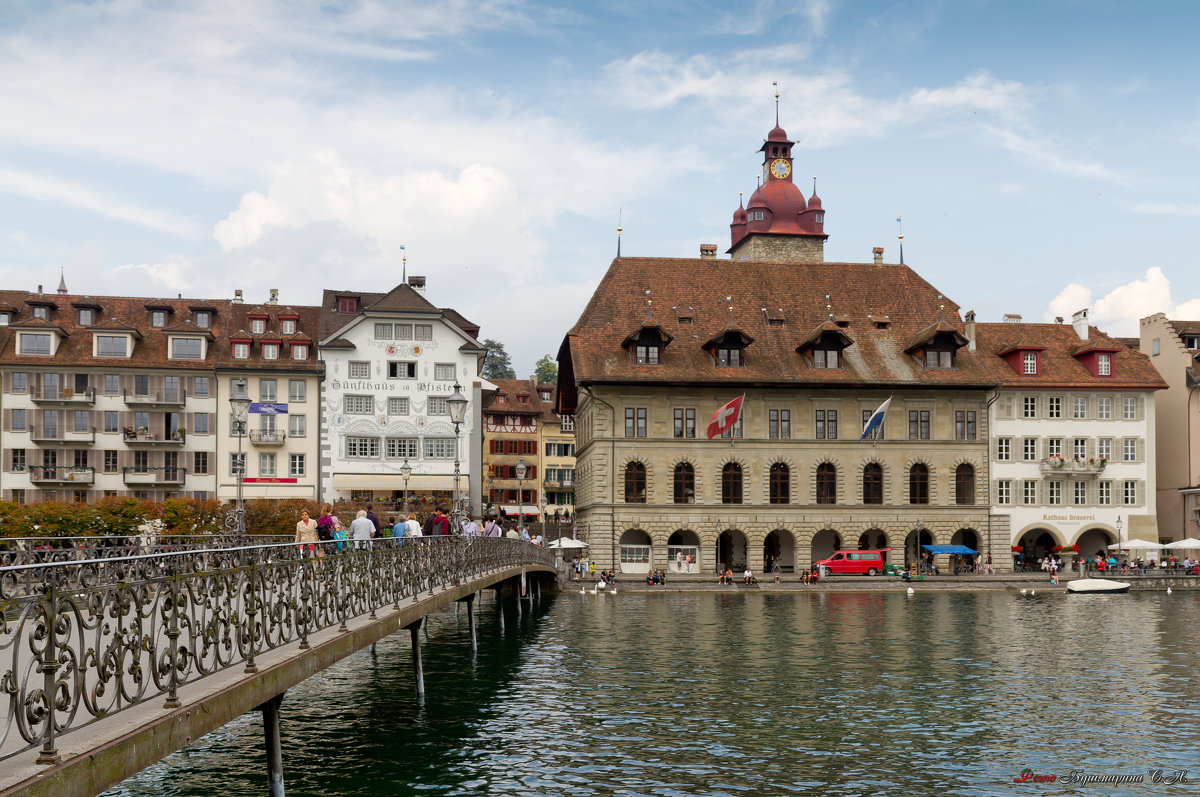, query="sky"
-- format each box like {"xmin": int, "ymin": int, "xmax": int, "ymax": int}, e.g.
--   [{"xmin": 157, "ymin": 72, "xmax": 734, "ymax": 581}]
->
[{"xmin": 3, "ymin": 1, "xmax": 1200, "ymax": 376}]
